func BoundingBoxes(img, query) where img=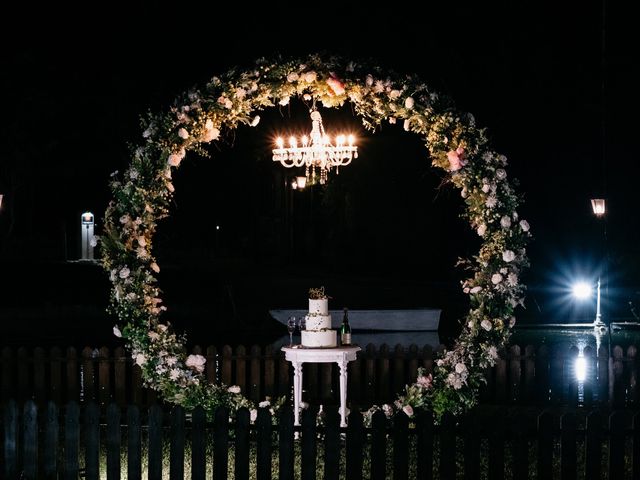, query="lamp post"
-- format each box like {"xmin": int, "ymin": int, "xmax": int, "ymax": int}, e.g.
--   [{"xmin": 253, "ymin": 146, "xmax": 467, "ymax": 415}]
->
[{"xmin": 590, "ymin": 198, "xmax": 607, "ymax": 328}]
